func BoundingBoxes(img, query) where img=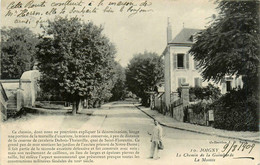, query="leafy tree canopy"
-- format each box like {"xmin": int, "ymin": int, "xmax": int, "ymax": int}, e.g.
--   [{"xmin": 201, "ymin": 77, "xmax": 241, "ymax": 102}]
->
[
  {"xmin": 189, "ymin": 0, "xmax": 259, "ymax": 93},
  {"xmin": 125, "ymin": 51, "xmax": 164, "ymax": 106},
  {"xmin": 1, "ymin": 27, "xmax": 39, "ymax": 79},
  {"xmin": 37, "ymin": 17, "xmax": 116, "ymax": 113},
  {"xmin": 110, "ymin": 62, "xmax": 127, "ymax": 101}
]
